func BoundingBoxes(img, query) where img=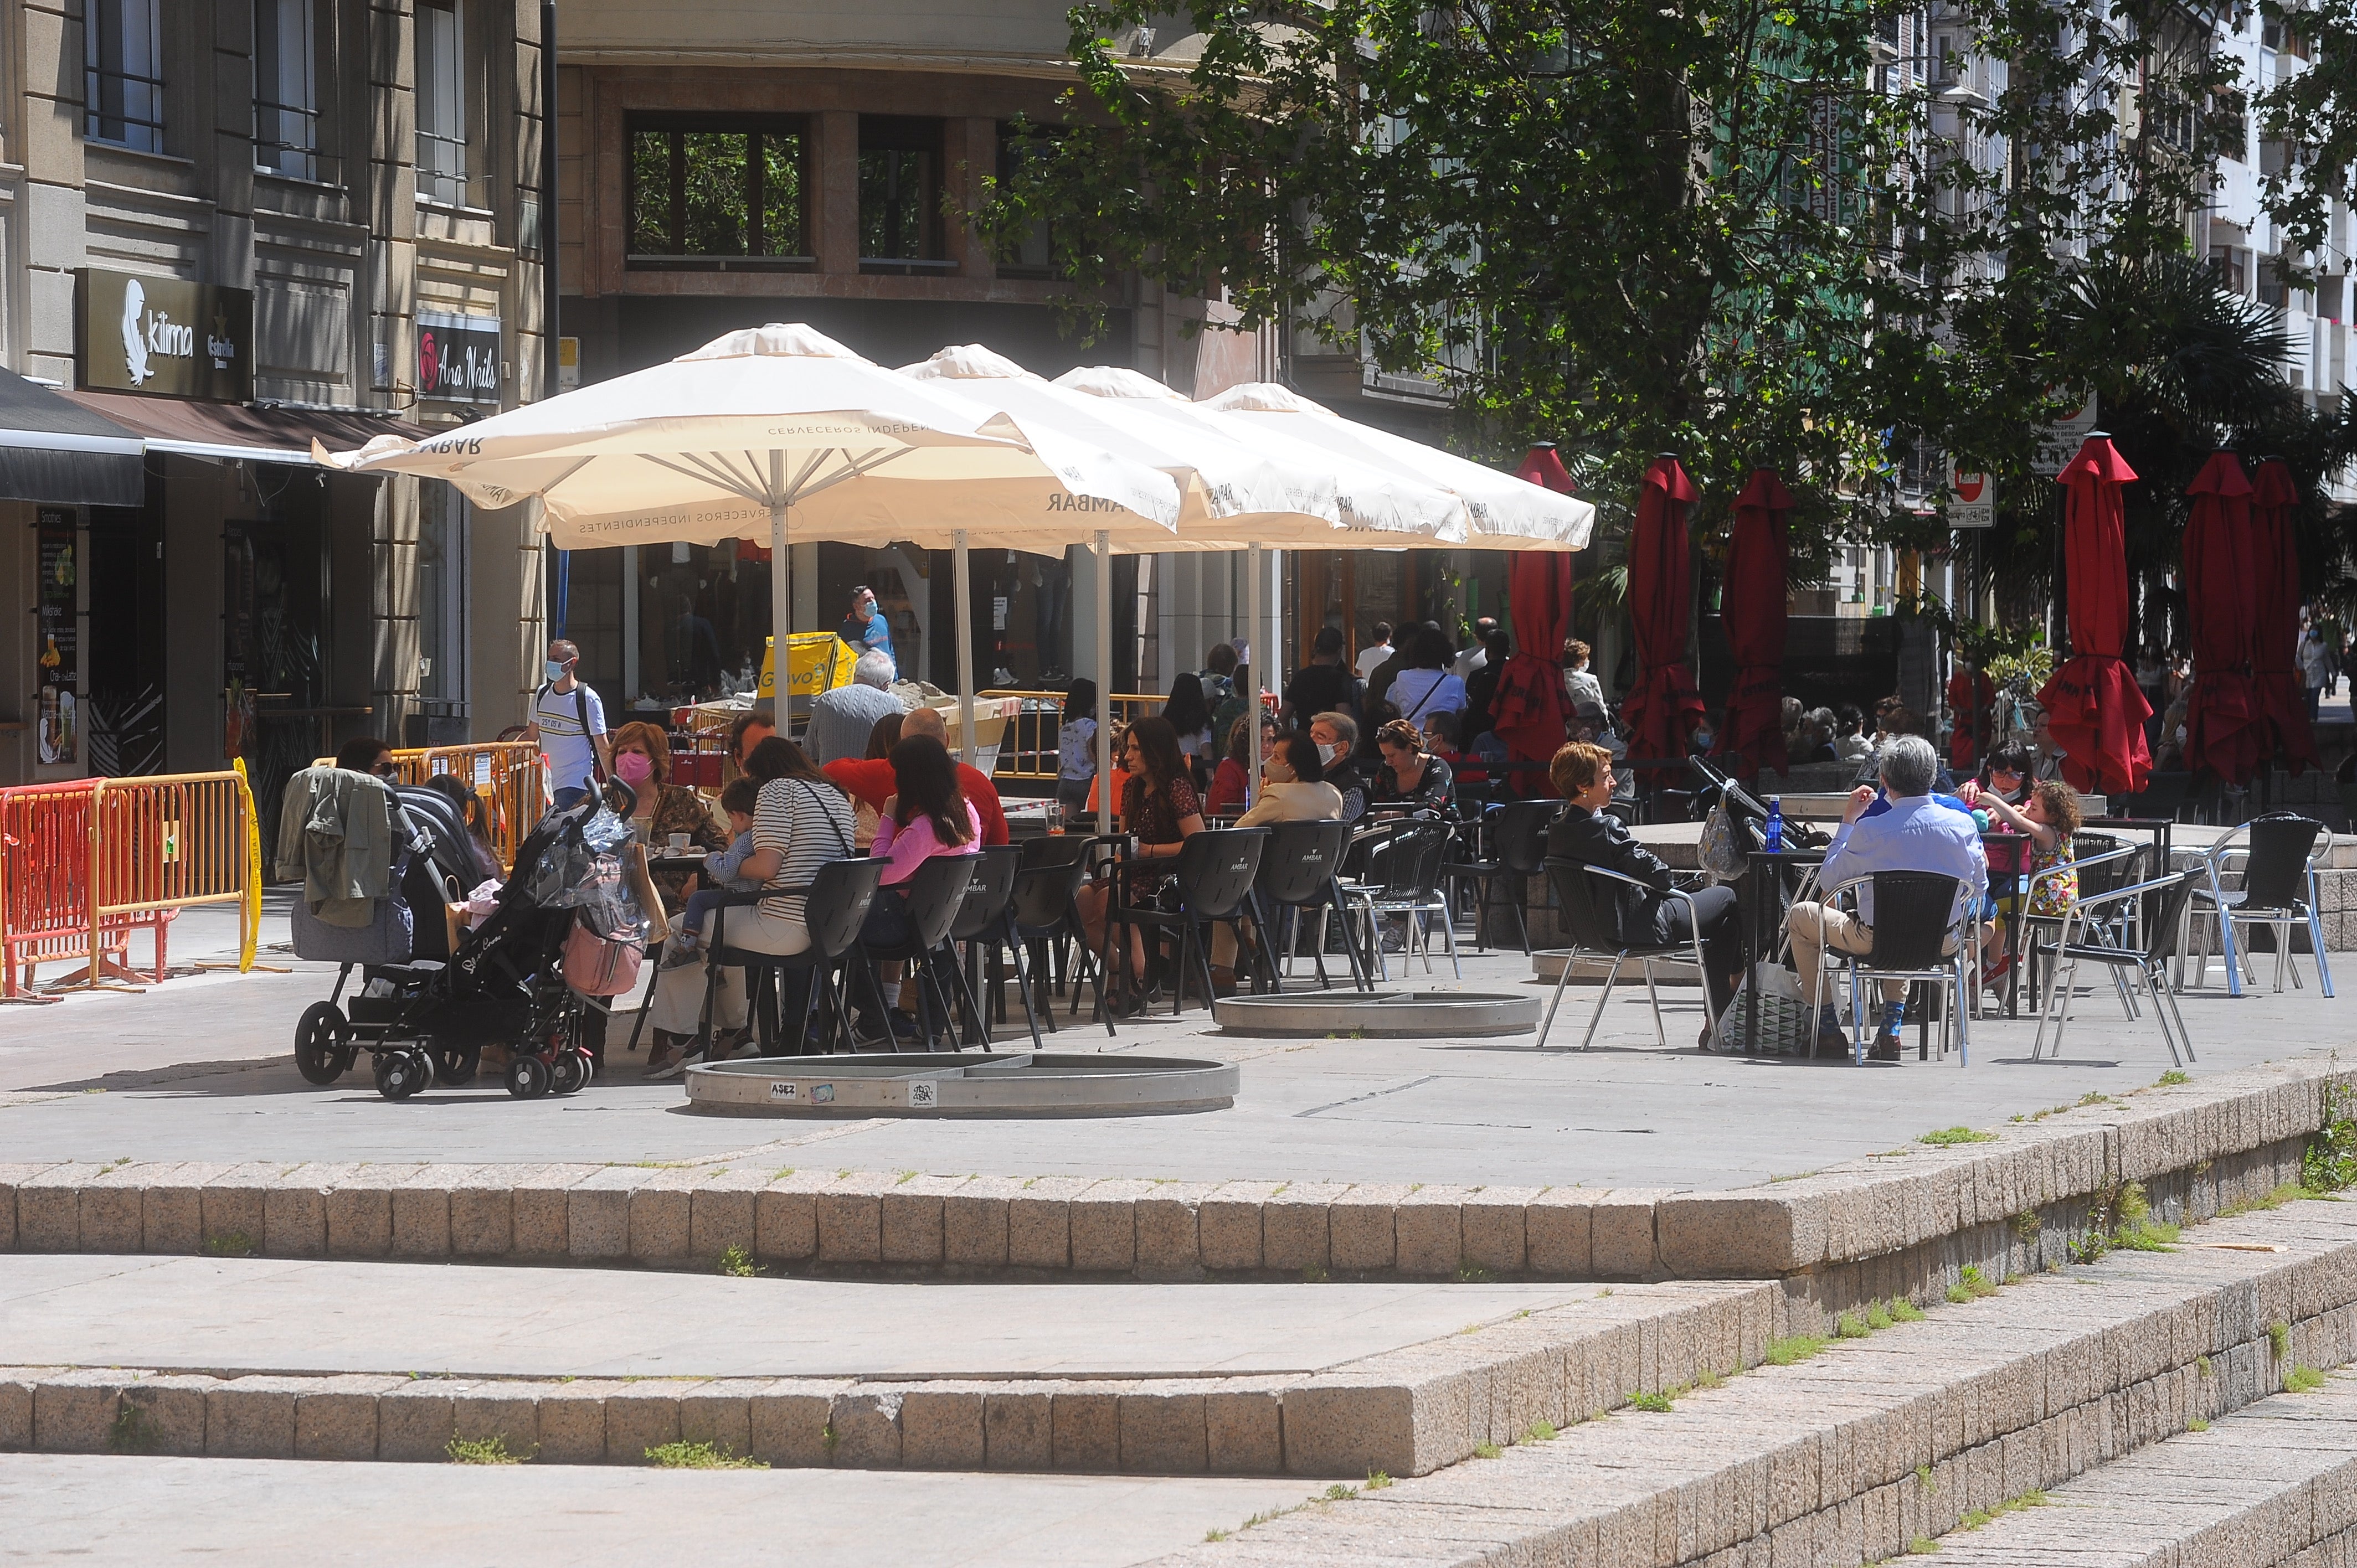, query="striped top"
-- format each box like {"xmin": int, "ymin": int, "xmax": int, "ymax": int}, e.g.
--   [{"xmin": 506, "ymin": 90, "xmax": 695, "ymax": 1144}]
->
[{"xmin": 753, "ymin": 776, "xmax": 857, "ymax": 924}]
